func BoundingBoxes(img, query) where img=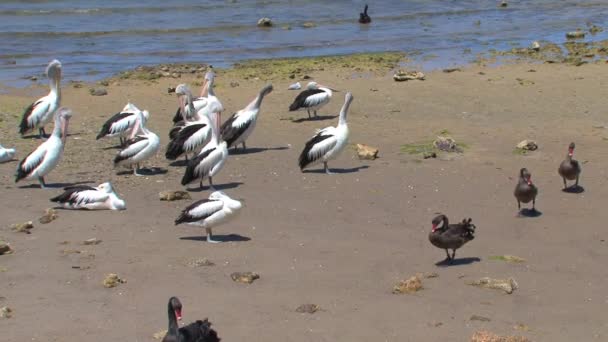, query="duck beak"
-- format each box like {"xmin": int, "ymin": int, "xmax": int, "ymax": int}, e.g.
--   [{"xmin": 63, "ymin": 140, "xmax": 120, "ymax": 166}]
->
[
  {"xmin": 431, "ymin": 224, "xmax": 437, "ymax": 232},
  {"xmin": 568, "ymin": 148, "xmax": 573, "ymax": 157},
  {"xmin": 527, "ymin": 177, "xmax": 532, "ymax": 186}
]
